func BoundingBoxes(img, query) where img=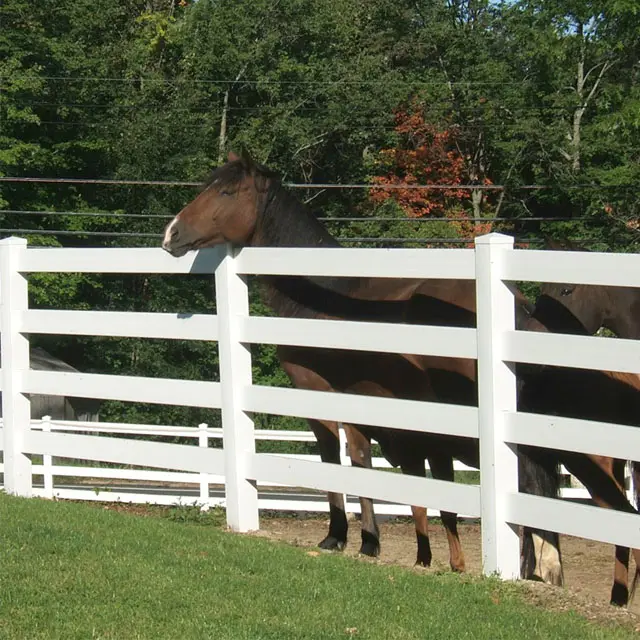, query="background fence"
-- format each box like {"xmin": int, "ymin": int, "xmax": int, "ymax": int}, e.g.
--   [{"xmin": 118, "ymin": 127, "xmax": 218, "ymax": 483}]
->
[
  {"xmin": 1, "ymin": 416, "xmax": 623, "ymax": 513},
  {"xmin": 1, "ymin": 233, "xmax": 640, "ymax": 578}
]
